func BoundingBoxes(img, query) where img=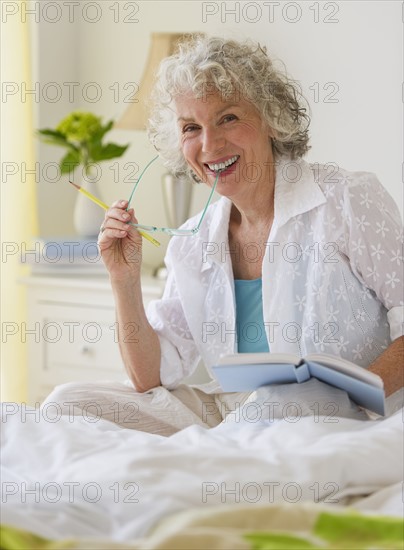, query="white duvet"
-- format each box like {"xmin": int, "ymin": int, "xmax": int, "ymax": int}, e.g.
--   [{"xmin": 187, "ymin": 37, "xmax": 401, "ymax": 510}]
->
[{"xmin": 1, "ymin": 402, "xmax": 403, "ymax": 542}]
